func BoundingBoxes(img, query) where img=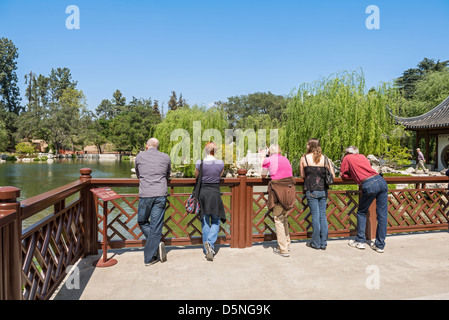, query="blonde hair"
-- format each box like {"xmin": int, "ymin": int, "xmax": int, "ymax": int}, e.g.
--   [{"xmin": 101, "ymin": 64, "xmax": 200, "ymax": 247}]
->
[
  {"xmin": 307, "ymin": 138, "xmax": 322, "ymax": 164},
  {"xmin": 204, "ymin": 141, "xmax": 217, "ymax": 156},
  {"xmin": 269, "ymin": 144, "xmax": 281, "ymax": 155}
]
